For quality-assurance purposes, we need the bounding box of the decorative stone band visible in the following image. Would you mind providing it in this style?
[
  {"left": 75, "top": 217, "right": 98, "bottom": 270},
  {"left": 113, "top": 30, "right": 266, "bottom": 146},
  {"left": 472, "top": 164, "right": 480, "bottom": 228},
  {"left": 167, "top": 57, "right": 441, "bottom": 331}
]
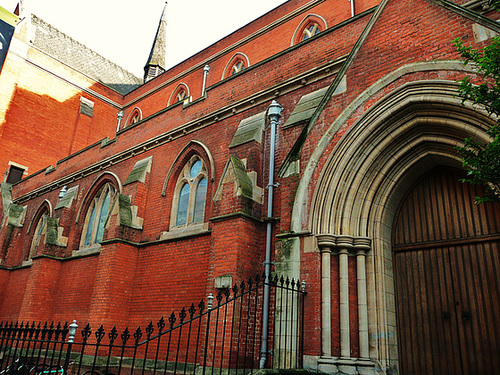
[{"left": 316, "top": 234, "right": 372, "bottom": 361}]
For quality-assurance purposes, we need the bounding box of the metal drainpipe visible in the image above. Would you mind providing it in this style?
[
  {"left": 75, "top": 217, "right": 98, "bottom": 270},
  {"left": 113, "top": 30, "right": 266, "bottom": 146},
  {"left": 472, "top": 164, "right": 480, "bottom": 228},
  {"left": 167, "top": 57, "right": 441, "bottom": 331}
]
[
  {"left": 201, "top": 64, "right": 210, "bottom": 97},
  {"left": 260, "top": 100, "right": 283, "bottom": 369},
  {"left": 350, "top": 0, "right": 355, "bottom": 17},
  {"left": 116, "top": 110, "right": 123, "bottom": 132}
]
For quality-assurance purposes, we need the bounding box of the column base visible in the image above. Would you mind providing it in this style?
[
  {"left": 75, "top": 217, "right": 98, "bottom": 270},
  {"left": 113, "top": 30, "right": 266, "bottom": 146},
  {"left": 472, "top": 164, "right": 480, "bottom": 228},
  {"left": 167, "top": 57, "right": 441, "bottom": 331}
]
[{"left": 315, "top": 357, "right": 376, "bottom": 375}]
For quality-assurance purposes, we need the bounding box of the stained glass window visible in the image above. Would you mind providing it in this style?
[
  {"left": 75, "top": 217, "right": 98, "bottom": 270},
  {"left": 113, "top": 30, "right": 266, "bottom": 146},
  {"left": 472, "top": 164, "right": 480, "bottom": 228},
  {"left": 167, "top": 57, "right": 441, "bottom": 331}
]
[
  {"left": 172, "top": 156, "right": 208, "bottom": 227},
  {"left": 81, "top": 183, "right": 116, "bottom": 248}
]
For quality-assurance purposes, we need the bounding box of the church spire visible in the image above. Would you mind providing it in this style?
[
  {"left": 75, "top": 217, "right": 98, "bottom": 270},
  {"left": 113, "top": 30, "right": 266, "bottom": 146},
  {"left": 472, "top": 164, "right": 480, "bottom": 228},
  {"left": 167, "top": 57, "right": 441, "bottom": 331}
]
[{"left": 144, "top": 2, "right": 167, "bottom": 83}]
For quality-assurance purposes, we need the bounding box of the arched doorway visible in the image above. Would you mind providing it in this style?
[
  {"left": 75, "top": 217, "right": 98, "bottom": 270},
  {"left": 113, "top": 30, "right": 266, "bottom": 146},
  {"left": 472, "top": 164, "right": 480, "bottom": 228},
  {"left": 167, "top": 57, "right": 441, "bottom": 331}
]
[
  {"left": 393, "top": 168, "right": 500, "bottom": 374},
  {"left": 289, "top": 75, "right": 499, "bottom": 372}
]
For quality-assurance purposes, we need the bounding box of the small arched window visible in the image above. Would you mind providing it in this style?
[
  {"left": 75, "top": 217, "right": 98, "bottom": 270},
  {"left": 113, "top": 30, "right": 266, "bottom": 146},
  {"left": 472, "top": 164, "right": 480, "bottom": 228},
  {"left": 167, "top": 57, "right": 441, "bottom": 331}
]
[
  {"left": 291, "top": 15, "right": 327, "bottom": 45},
  {"left": 169, "top": 84, "right": 191, "bottom": 106},
  {"left": 222, "top": 53, "right": 250, "bottom": 79},
  {"left": 302, "top": 22, "right": 321, "bottom": 40},
  {"left": 127, "top": 108, "right": 143, "bottom": 126},
  {"left": 231, "top": 60, "right": 245, "bottom": 75},
  {"left": 172, "top": 156, "right": 208, "bottom": 227},
  {"left": 80, "top": 183, "right": 117, "bottom": 248},
  {"left": 28, "top": 208, "right": 49, "bottom": 260},
  {"left": 176, "top": 89, "right": 188, "bottom": 102}
]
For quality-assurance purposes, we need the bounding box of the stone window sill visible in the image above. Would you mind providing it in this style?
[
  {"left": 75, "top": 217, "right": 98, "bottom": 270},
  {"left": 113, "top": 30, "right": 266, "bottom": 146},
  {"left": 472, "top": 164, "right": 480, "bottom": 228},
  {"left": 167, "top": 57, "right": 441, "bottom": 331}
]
[{"left": 160, "top": 222, "right": 210, "bottom": 241}]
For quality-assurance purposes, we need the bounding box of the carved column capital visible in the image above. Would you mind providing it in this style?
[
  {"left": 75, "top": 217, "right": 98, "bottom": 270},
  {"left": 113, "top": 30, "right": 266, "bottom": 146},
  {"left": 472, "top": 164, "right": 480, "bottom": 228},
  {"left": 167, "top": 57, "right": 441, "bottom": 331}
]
[
  {"left": 353, "top": 237, "right": 371, "bottom": 256},
  {"left": 316, "top": 234, "right": 336, "bottom": 253},
  {"left": 336, "top": 235, "right": 354, "bottom": 255}
]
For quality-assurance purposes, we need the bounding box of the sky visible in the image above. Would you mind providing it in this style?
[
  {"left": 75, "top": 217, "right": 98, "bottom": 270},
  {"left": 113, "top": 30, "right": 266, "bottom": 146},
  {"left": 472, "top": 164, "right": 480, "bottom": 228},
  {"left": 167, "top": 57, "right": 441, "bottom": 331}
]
[{"left": 0, "top": 0, "right": 288, "bottom": 77}]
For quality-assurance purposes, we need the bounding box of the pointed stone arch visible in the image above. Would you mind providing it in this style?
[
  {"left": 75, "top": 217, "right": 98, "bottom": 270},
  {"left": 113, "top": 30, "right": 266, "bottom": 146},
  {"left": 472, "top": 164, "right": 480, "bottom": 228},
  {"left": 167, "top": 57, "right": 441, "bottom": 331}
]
[
  {"left": 162, "top": 140, "right": 215, "bottom": 197},
  {"left": 27, "top": 200, "right": 52, "bottom": 235},
  {"left": 26, "top": 200, "right": 52, "bottom": 261},
  {"left": 76, "top": 172, "right": 123, "bottom": 225},
  {"left": 125, "top": 107, "right": 143, "bottom": 127},
  {"left": 291, "top": 14, "right": 327, "bottom": 46},
  {"left": 168, "top": 83, "right": 191, "bottom": 106},
  {"left": 288, "top": 63, "right": 496, "bottom": 372},
  {"left": 221, "top": 52, "right": 251, "bottom": 80}
]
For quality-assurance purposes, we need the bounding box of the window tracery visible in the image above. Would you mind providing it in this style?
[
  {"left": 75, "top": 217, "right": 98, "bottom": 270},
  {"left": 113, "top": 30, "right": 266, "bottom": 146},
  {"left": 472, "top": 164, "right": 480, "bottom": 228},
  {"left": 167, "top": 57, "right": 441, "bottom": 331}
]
[
  {"left": 28, "top": 209, "right": 48, "bottom": 260},
  {"left": 231, "top": 60, "right": 245, "bottom": 75},
  {"left": 169, "top": 84, "right": 191, "bottom": 106},
  {"left": 222, "top": 53, "right": 250, "bottom": 79},
  {"left": 80, "top": 183, "right": 117, "bottom": 248},
  {"left": 172, "top": 156, "right": 208, "bottom": 228},
  {"left": 302, "top": 22, "right": 321, "bottom": 40},
  {"left": 292, "top": 15, "right": 327, "bottom": 45}
]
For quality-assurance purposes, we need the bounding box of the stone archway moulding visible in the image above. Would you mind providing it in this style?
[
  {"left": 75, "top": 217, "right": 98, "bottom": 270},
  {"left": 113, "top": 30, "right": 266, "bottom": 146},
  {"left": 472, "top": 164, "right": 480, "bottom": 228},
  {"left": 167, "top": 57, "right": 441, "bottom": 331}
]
[
  {"left": 291, "top": 60, "right": 485, "bottom": 234},
  {"left": 287, "top": 61, "right": 496, "bottom": 373}
]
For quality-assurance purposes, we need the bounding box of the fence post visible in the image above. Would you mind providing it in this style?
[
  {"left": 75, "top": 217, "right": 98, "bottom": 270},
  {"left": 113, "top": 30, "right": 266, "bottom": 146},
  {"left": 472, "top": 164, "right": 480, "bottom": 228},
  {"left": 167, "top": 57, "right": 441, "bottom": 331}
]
[
  {"left": 64, "top": 321, "right": 78, "bottom": 373},
  {"left": 202, "top": 294, "right": 214, "bottom": 375}
]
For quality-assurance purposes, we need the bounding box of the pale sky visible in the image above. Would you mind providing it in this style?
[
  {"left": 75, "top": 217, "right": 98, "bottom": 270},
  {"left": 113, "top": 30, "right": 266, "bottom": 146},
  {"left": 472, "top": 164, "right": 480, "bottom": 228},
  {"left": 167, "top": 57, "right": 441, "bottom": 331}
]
[{"left": 0, "top": 0, "right": 288, "bottom": 77}]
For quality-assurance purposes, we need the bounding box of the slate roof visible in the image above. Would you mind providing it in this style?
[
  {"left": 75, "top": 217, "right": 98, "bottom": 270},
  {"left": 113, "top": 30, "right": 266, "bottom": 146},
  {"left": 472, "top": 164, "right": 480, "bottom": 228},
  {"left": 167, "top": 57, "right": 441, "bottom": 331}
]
[{"left": 31, "top": 15, "right": 142, "bottom": 95}]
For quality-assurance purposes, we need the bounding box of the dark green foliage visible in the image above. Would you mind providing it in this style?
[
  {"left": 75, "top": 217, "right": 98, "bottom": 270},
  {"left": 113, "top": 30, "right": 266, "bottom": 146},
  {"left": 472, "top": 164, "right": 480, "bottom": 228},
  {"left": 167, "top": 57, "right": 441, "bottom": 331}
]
[{"left": 454, "top": 31, "right": 500, "bottom": 202}]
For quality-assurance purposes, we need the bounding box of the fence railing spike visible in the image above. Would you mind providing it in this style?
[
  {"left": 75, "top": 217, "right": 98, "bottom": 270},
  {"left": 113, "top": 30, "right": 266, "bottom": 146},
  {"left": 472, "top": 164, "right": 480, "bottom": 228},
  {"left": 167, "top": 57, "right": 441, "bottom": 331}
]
[
  {"left": 188, "top": 303, "right": 196, "bottom": 318},
  {"left": 0, "top": 273, "right": 306, "bottom": 374},
  {"left": 168, "top": 311, "right": 176, "bottom": 328},
  {"left": 133, "top": 326, "right": 142, "bottom": 345},
  {"left": 109, "top": 326, "right": 118, "bottom": 343},
  {"left": 146, "top": 321, "right": 154, "bottom": 338},
  {"left": 121, "top": 327, "right": 130, "bottom": 345},
  {"left": 158, "top": 316, "right": 166, "bottom": 331}
]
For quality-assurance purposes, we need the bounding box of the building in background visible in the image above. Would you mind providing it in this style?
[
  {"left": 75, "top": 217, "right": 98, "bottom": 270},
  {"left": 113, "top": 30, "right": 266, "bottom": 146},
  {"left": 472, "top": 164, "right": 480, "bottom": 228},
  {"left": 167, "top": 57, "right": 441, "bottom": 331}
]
[
  {"left": 0, "top": 0, "right": 499, "bottom": 374},
  {"left": 0, "top": 4, "right": 142, "bottom": 184}
]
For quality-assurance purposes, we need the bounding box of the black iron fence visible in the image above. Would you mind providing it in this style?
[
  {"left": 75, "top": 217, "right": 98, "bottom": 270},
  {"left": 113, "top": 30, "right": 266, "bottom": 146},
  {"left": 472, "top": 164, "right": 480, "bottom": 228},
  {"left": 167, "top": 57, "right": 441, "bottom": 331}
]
[{"left": 0, "top": 274, "right": 306, "bottom": 375}]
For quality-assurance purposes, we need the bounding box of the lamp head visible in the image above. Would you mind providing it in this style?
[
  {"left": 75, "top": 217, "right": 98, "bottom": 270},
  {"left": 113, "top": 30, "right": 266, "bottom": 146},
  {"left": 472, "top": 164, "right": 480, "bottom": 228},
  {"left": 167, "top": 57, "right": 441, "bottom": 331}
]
[{"left": 267, "top": 100, "right": 283, "bottom": 123}]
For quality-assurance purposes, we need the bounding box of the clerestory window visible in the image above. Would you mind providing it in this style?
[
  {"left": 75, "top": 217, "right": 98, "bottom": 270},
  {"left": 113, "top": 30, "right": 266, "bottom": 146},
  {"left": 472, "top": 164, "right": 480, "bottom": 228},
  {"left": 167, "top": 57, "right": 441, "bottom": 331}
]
[
  {"left": 172, "top": 156, "right": 208, "bottom": 227},
  {"left": 130, "top": 110, "right": 141, "bottom": 125},
  {"left": 80, "top": 183, "right": 117, "bottom": 248},
  {"left": 302, "top": 23, "right": 321, "bottom": 40},
  {"left": 231, "top": 60, "right": 245, "bottom": 75}
]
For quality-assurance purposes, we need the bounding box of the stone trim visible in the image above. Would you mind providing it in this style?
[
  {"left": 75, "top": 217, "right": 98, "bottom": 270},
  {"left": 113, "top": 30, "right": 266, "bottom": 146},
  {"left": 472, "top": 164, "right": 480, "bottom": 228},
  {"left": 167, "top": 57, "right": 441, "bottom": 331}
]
[
  {"left": 229, "top": 111, "right": 266, "bottom": 148},
  {"left": 14, "top": 55, "right": 344, "bottom": 205},
  {"left": 55, "top": 185, "right": 79, "bottom": 210},
  {"left": 282, "top": 87, "right": 328, "bottom": 129},
  {"left": 278, "top": 0, "right": 391, "bottom": 176},
  {"left": 209, "top": 211, "right": 262, "bottom": 224},
  {"left": 159, "top": 222, "right": 210, "bottom": 241},
  {"left": 123, "top": 156, "right": 153, "bottom": 185},
  {"left": 213, "top": 155, "right": 263, "bottom": 204}
]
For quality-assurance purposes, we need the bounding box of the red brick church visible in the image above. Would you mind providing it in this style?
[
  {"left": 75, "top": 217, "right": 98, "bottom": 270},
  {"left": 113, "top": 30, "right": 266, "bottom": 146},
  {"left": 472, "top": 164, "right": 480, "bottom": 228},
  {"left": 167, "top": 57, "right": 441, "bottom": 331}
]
[{"left": 0, "top": 0, "right": 499, "bottom": 374}]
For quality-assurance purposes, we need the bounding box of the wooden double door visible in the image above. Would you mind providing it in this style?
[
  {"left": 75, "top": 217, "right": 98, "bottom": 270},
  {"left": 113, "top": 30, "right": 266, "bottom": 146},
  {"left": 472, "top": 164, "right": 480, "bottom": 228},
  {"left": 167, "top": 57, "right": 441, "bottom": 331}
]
[{"left": 393, "top": 168, "right": 500, "bottom": 374}]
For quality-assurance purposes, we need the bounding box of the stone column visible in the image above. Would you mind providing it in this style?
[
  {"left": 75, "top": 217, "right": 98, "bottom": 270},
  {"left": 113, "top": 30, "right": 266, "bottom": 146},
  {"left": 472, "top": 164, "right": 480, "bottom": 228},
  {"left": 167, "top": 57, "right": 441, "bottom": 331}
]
[
  {"left": 336, "top": 235, "right": 353, "bottom": 359},
  {"left": 316, "top": 234, "right": 336, "bottom": 357},
  {"left": 354, "top": 237, "right": 371, "bottom": 359}
]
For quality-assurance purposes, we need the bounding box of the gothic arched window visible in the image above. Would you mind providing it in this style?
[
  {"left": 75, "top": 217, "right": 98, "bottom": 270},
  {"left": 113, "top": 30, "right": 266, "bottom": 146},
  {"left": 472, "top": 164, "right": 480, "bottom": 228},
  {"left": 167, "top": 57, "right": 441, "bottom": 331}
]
[
  {"left": 292, "top": 15, "right": 327, "bottom": 45},
  {"left": 231, "top": 60, "right": 246, "bottom": 75},
  {"left": 172, "top": 156, "right": 208, "bottom": 227},
  {"left": 222, "top": 53, "right": 250, "bottom": 79},
  {"left": 28, "top": 208, "right": 49, "bottom": 260},
  {"left": 169, "top": 84, "right": 191, "bottom": 106},
  {"left": 80, "top": 183, "right": 117, "bottom": 248},
  {"left": 302, "top": 22, "right": 321, "bottom": 40},
  {"left": 130, "top": 110, "right": 141, "bottom": 125}
]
